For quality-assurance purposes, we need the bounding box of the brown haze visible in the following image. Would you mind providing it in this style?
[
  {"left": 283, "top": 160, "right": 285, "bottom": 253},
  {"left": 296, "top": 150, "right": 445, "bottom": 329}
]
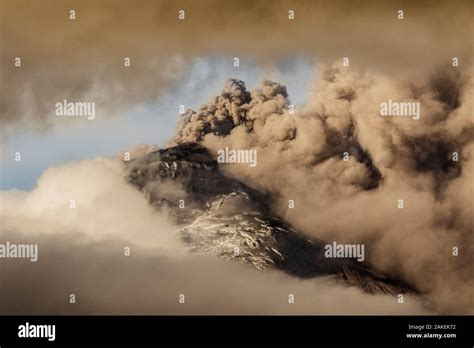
[
  {"left": 0, "top": 0, "right": 472, "bottom": 314},
  {"left": 173, "top": 64, "right": 473, "bottom": 314},
  {"left": 1, "top": 0, "right": 472, "bottom": 132}
]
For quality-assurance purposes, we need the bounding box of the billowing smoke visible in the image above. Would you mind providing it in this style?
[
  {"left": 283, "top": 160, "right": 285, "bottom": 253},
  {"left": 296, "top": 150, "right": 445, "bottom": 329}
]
[
  {"left": 173, "top": 64, "right": 474, "bottom": 314},
  {"left": 1, "top": 0, "right": 472, "bottom": 315}
]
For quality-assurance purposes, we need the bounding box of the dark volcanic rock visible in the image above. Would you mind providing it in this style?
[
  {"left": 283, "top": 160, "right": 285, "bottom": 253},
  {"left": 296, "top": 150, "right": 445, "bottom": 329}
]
[{"left": 126, "top": 142, "right": 414, "bottom": 295}]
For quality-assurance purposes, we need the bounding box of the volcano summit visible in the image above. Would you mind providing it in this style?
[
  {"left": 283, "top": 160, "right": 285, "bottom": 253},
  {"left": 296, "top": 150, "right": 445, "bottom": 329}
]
[{"left": 125, "top": 142, "right": 412, "bottom": 295}]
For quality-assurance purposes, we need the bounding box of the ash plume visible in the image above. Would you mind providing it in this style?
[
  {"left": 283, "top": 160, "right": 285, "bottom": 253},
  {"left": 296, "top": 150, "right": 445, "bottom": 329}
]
[
  {"left": 1, "top": 0, "right": 472, "bottom": 315},
  {"left": 173, "top": 64, "right": 474, "bottom": 313}
]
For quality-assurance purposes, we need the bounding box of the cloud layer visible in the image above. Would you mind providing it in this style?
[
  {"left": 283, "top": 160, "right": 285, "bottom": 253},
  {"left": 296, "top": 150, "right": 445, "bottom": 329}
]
[{"left": 0, "top": 156, "right": 427, "bottom": 314}]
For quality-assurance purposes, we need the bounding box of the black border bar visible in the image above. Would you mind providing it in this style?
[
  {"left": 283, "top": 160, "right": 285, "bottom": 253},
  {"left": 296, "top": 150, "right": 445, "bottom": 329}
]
[{"left": 0, "top": 315, "right": 472, "bottom": 346}]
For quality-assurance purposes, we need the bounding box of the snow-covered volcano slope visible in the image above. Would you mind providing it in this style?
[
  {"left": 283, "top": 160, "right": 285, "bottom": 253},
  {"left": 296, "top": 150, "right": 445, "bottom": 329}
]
[{"left": 126, "top": 142, "right": 413, "bottom": 295}]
